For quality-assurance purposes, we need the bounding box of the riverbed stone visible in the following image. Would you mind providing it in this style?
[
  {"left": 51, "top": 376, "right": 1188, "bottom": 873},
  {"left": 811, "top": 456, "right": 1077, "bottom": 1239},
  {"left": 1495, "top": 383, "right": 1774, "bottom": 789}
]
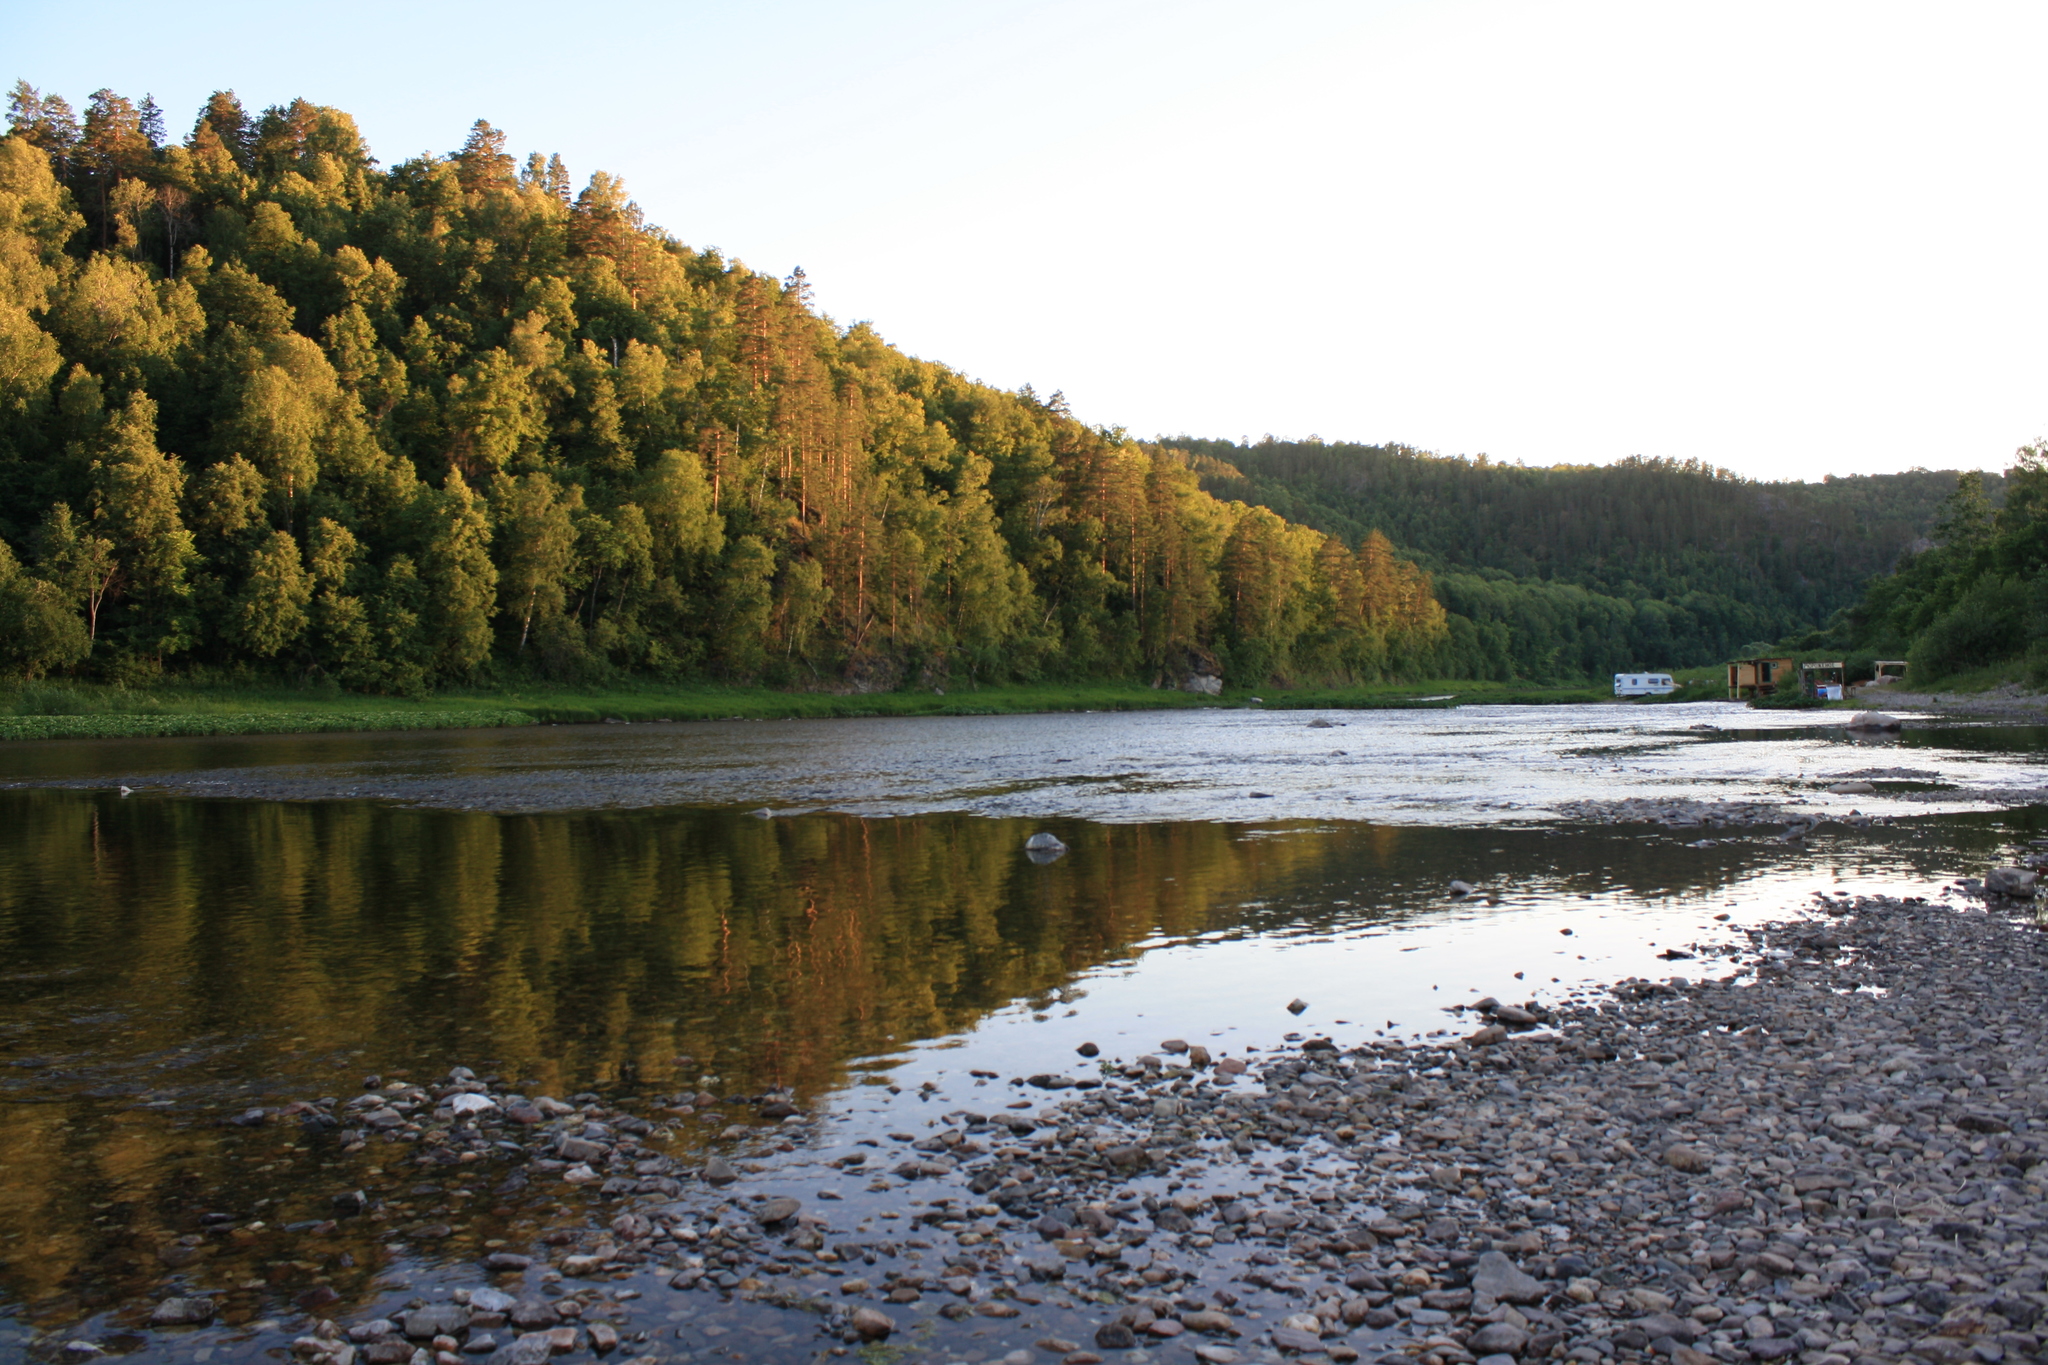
[
  {"left": 850, "top": 1307, "right": 895, "bottom": 1340},
  {"left": 1985, "top": 866, "right": 2037, "bottom": 896},
  {"left": 755, "top": 1196, "right": 801, "bottom": 1224},
  {"left": 1470, "top": 1252, "right": 1544, "bottom": 1304},
  {"left": 1094, "top": 1322, "right": 1136, "bottom": 1349},
  {"left": 1664, "top": 1142, "right": 1711, "bottom": 1172},
  {"left": 506, "top": 1302, "right": 558, "bottom": 1331},
  {"left": 555, "top": 1136, "right": 606, "bottom": 1164},
  {"left": 1469, "top": 1323, "right": 1530, "bottom": 1355},
  {"left": 403, "top": 1305, "right": 471, "bottom": 1339},
  {"left": 1182, "top": 1310, "right": 1238, "bottom": 1336},
  {"left": 483, "top": 1336, "right": 551, "bottom": 1365},
  {"left": 148, "top": 1298, "right": 215, "bottom": 1327},
  {"left": 1271, "top": 1324, "right": 1326, "bottom": 1351}
]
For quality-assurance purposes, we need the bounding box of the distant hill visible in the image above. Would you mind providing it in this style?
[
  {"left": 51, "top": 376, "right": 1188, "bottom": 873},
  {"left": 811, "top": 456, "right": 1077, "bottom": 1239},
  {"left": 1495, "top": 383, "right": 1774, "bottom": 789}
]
[{"left": 1160, "top": 437, "right": 1977, "bottom": 677}]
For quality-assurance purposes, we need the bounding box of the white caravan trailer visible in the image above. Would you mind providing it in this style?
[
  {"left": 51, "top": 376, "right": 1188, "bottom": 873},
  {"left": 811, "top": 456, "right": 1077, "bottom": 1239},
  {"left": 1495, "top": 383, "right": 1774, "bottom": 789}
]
[{"left": 1614, "top": 672, "right": 1678, "bottom": 697}]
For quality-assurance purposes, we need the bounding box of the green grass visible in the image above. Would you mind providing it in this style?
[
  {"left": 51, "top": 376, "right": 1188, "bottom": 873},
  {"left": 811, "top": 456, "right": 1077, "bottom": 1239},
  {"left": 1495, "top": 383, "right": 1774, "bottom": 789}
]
[
  {"left": 0, "top": 674, "right": 1657, "bottom": 742},
  {"left": 0, "top": 709, "right": 534, "bottom": 741},
  {"left": 1882, "top": 661, "right": 2025, "bottom": 694},
  {"left": 493, "top": 680, "right": 1233, "bottom": 724},
  {"left": 1649, "top": 667, "right": 1734, "bottom": 704}
]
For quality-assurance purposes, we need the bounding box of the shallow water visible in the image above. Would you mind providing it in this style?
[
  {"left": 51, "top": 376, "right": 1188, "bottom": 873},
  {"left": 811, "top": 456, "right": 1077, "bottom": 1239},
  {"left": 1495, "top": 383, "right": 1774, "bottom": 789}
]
[
  {"left": 0, "top": 701, "right": 2043, "bottom": 1356},
  {"left": 4, "top": 702, "right": 2046, "bottom": 822}
]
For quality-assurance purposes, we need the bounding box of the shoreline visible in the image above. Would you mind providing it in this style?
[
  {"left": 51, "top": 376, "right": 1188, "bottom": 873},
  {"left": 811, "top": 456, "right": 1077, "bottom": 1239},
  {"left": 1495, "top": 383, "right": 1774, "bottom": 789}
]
[
  {"left": 1851, "top": 688, "right": 2048, "bottom": 722},
  {"left": 52, "top": 886, "right": 2048, "bottom": 1365},
  {"left": 0, "top": 681, "right": 1621, "bottom": 744}
]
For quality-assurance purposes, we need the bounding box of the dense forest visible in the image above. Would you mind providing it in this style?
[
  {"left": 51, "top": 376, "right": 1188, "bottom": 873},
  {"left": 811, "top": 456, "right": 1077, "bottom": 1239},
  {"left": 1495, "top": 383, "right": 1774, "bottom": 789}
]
[
  {"left": 1170, "top": 438, "right": 1969, "bottom": 680},
  {"left": 0, "top": 84, "right": 1968, "bottom": 692},
  {"left": 0, "top": 84, "right": 1451, "bottom": 692},
  {"left": 1835, "top": 449, "right": 2048, "bottom": 683}
]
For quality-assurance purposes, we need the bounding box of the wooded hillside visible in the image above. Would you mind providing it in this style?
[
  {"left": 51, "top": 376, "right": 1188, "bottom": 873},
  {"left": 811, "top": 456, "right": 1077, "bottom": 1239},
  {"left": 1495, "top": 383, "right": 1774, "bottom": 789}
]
[
  {"left": 0, "top": 86, "right": 1448, "bottom": 691},
  {"left": 0, "top": 84, "right": 1969, "bottom": 692},
  {"left": 1840, "top": 454, "right": 2048, "bottom": 683},
  {"left": 1170, "top": 438, "right": 1966, "bottom": 676}
]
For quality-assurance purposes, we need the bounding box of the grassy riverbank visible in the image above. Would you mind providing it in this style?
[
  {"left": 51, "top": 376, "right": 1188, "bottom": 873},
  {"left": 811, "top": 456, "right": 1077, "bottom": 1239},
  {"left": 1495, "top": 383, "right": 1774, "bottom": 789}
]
[{"left": 0, "top": 676, "right": 1651, "bottom": 741}]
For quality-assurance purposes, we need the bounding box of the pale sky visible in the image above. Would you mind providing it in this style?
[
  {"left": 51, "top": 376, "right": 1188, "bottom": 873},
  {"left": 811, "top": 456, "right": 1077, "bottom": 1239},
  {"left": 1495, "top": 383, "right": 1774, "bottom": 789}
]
[{"left": 8, "top": 0, "right": 2045, "bottom": 481}]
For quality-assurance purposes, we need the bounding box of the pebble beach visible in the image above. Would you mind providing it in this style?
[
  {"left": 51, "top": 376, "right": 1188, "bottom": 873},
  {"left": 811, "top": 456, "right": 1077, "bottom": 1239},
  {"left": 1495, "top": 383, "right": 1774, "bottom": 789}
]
[{"left": 109, "top": 882, "right": 2048, "bottom": 1365}]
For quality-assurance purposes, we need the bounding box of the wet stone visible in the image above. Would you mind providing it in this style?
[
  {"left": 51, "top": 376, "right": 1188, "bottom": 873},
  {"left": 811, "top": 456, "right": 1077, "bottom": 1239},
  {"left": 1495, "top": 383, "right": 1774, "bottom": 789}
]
[
  {"left": 850, "top": 1307, "right": 895, "bottom": 1340},
  {"left": 404, "top": 1305, "right": 472, "bottom": 1339},
  {"left": 555, "top": 1136, "right": 607, "bottom": 1164},
  {"left": 755, "top": 1196, "right": 801, "bottom": 1225},
  {"left": 507, "top": 1302, "right": 559, "bottom": 1330},
  {"left": 468, "top": 1288, "right": 516, "bottom": 1314},
  {"left": 147, "top": 1297, "right": 215, "bottom": 1327},
  {"left": 1272, "top": 1324, "right": 1326, "bottom": 1351},
  {"left": 1094, "top": 1322, "right": 1137, "bottom": 1349},
  {"left": 484, "top": 1336, "right": 551, "bottom": 1365}
]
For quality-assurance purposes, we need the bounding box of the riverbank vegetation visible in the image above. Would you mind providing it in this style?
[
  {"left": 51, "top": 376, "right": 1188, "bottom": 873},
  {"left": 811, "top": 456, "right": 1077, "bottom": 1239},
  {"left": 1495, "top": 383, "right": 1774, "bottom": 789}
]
[
  {"left": 0, "top": 675, "right": 1629, "bottom": 740},
  {"left": 1756, "top": 446, "right": 2048, "bottom": 692}
]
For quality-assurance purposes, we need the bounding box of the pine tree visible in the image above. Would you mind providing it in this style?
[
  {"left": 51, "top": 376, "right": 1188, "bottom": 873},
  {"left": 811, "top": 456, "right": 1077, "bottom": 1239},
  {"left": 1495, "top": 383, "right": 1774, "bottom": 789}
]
[
  {"left": 6, "top": 83, "right": 80, "bottom": 170},
  {"left": 191, "top": 91, "right": 252, "bottom": 166},
  {"left": 80, "top": 90, "right": 154, "bottom": 248},
  {"left": 454, "top": 119, "right": 515, "bottom": 193},
  {"left": 138, "top": 95, "right": 165, "bottom": 147}
]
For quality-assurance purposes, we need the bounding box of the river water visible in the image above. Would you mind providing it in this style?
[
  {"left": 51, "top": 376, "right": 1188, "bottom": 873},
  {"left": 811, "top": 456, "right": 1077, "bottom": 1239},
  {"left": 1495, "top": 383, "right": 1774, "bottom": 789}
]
[{"left": 0, "top": 701, "right": 2044, "bottom": 1359}]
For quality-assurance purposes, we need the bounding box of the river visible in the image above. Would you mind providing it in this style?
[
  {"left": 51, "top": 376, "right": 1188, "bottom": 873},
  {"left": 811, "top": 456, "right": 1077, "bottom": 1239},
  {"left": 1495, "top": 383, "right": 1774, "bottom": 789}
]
[{"left": 0, "top": 701, "right": 2042, "bottom": 1361}]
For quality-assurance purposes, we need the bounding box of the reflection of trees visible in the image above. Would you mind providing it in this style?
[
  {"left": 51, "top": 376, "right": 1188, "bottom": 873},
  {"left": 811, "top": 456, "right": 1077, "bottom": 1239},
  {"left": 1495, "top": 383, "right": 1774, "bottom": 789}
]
[
  {"left": 4, "top": 789, "right": 2013, "bottom": 1321},
  {"left": 0, "top": 794, "right": 1353, "bottom": 1318}
]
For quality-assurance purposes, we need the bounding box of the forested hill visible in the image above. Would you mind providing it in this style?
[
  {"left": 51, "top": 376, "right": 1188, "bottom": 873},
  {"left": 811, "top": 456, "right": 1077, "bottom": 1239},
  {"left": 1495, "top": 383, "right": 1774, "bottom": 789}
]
[
  {"left": 1166, "top": 438, "right": 1972, "bottom": 677},
  {"left": 0, "top": 85, "right": 1966, "bottom": 694},
  {"left": 0, "top": 85, "right": 1458, "bottom": 692}
]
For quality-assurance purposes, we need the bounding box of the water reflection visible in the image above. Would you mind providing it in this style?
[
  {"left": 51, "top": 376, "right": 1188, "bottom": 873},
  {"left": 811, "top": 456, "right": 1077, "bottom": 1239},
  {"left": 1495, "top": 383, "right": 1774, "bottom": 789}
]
[{"left": 0, "top": 785, "right": 2042, "bottom": 1341}]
